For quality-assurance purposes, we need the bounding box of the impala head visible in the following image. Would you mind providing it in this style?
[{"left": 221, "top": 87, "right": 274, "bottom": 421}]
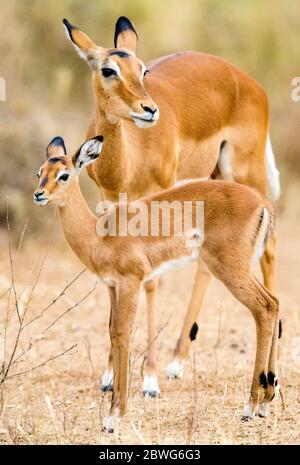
[
  {"left": 33, "top": 135, "right": 104, "bottom": 206},
  {"left": 63, "top": 16, "right": 159, "bottom": 128}
]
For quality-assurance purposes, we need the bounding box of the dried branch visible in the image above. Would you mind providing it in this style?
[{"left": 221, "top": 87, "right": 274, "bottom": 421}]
[
  {"left": 1, "top": 203, "right": 95, "bottom": 389},
  {"left": 135, "top": 319, "right": 169, "bottom": 368},
  {"left": 1, "top": 203, "right": 24, "bottom": 384},
  {"left": 0, "top": 287, "right": 10, "bottom": 303},
  {"left": 15, "top": 218, "right": 29, "bottom": 259},
  {"left": 42, "top": 280, "right": 98, "bottom": 334},
  {"left": 6, "top": 200, "right": 21, "bottom": 325},
  {"left": 4, "top": 344, "right": 77, "bottom": 381},
  {"left": 12, "top": 278, "right": 96, "bottom": 365},
  {"left": 22, "top": 268, "right": 87, "bottom": 330},
  {"left": 21, "top": 243, "right": 50, "bottom": 322}
]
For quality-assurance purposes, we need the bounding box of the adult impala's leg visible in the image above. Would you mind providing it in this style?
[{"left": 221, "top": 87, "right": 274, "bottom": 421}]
[
  {"left": 167, "top": 260, "right": 211, "bottom": 378},
  {"left": 228, "top": 128, "right": 279, "bottom": 295},
  {"left": 264, "top": 299, "right": 280, "bottom": 404},
  {"left": 143, "top": 278, "right": 160, "bottom": 397},
  {"left": 103, "top": 281, "right": 140, "bottom": 433},
  {"left": 101, "top": 349, "right": 114, "bottom": 392},
  {"left": 103, "top": 287, "right": 119, "bottom": 432},
  {"left": 101, "top": 288, "right": 116, "bottom": 392}
]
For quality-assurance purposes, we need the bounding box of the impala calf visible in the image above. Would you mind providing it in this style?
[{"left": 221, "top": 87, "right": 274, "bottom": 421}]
[{"left": 34, "top": 136, "right": 280, "bottom": 433}]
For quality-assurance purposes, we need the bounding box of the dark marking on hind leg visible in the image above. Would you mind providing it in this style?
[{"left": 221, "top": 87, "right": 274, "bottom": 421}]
[
  {"left": 189, "top": 322, "right": 198, "bottom": 341},
  {"left": 268, "top": 371, "right": 278, "bottom": 387},
  {"left": 279, "top": 319, "right": 282, "bottom": 339},
  {"left": 259, "top": 372, "right": 268, "bottom": 390}
]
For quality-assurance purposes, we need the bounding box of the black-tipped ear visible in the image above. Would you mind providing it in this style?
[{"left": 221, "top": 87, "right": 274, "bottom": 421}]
[
  {"left": 93, "top": 135, "right": 104, "bottom": 143},
  {"left": 72, "top": 136, "right": 104, "bottom": 169},
  {"left": 46, "top": 137, "right": 67, "bottom": 159},
  {"left": 63, "top": 18, "right": 99, "bottom": 68},
  {"left": 114, "top": 16, "right": 138, "bottom": 53},
  {"left": 63, "top": 18, "right": 76, "bottom": 41}
]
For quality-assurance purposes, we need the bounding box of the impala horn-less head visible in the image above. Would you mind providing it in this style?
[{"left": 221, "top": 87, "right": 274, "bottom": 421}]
[
  {"left": 63, "top": 16, "right": 159, "bottom": 128},
  {"left": 33, "top": 135, "right": 104, "bottom": 206}
]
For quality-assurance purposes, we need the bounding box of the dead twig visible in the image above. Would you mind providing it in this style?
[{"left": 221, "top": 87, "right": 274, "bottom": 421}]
[
  {"left": 22, "top": 268, "right": 87, "bottom": 330},
  {"left": 1, "top": 204, "right": 24, "bottom": 384},
  {"left": 4, "top": 344, "right": 77, "bottom": 381},
  {"left": 42, "top": 280, "right": 98, "bottom": 334},
  {"left": 11, "top": 274, "right": 95, "bottom": 367}
]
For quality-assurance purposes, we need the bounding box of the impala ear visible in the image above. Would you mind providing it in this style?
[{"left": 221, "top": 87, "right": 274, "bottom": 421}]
[
  {"left": 114, "top": 16, "right": 138, "bottom": 54},
  {"left": 46, "top": 137, "right": 67, "bottom": 159},
  {"left": 63, "top": 18, "right": 100, "bottom": 70},
  {"left": 73, "top": 135, "right": 104, "bottom": 170}
]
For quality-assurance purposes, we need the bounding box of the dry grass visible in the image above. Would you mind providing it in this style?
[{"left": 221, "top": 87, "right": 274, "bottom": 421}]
[{"left": 0, "top": 201, "right": 299, "bottom": 445}]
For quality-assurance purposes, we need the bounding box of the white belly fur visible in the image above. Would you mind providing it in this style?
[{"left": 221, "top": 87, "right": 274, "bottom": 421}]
[{"left": 144, "top": 249, "right": 200, "bottom": 283}]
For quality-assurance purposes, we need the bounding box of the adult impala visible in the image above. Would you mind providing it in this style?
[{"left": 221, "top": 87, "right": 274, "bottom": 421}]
[
  {"left": 62, "top": 16, "right": 280, "bottom": 394},
  {"left": 34, "top": 136, "right": 280, "bottom": 432}
]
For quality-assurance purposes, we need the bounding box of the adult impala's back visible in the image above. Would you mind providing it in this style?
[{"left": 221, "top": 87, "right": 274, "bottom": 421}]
[{"left": 63, "top": 16, "right": 281, "bottom": 390}]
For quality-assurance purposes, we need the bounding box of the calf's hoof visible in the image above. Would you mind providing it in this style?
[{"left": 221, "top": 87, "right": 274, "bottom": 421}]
[
  {"left": 241, "top": 403, "right": 256, "bottom": 422},
  {"left": 102, "top": 416, "right": 117, "bottom": 433},
  {"left": 142, "top": 375, "right": 160, "bottom": 398},
  {"left": 100, "top": 370, "right": 113, "bottom": 392},
  {"left": 101, "top": 384, "right": 113, "bottom": 393},
  {"left": 166, "top": 360, "right": 184, "bottom": 379},
  {"left": 257, "top": 402, "right": 270, "bottom": 418}
]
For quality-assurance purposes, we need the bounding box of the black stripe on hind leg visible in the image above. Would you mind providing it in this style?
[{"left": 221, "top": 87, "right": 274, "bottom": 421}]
[{"left": 189, "top": 322, "right": 198, "bottom": 341}]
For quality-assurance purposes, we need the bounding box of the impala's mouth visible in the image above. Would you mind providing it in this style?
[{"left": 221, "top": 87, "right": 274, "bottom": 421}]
[
  {"left": 130, "top": 110, "right": 159, "bottom": 128},
  {"left": 33, "top": 196, "right": 49, "bottom": 206}
]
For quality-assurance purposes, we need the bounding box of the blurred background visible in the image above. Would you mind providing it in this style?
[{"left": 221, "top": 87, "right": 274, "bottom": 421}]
[{"left": 0, "top": 0, "right": 300, "bottom": 238}]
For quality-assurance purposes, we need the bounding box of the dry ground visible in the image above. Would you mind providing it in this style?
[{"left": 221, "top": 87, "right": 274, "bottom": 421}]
[{"left": 0, "top": 195, "right": 300, "bottom": 445}]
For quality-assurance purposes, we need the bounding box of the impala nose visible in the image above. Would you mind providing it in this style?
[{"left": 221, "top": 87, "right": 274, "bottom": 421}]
[
  {"left": 34, "top": 190, "right": 44, "bottom": 200},
  {"left": 141, "top": 104, "right": 157, "bottom": 115}
]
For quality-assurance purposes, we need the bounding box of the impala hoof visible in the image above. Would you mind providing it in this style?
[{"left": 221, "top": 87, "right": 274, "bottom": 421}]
[
  {"left": 101, "top": 384, "right": 113, "bottom": 393},
  {"left": 242, "top": 403, "right": 256, "bottom": 421},
  {"left": 101, "top": 370, "right": 113, "bottom": 392},
  {"left": 143, "top": 390, "right": 160, "bottom": 398},
  {"left": 257, "top": 402, "right": 270, "bottom": 418},
  {"left": 102, "top": 416, "right": 116, "bottom": 433},
  {"left": 142, "top": 375, "right": 160, "bottom": 398},
  {"left": 241, "top": 415, "right": 253, "bottom": 422},
  {"left": 166, "top": 360, "right": 184, "bottom": 379}
]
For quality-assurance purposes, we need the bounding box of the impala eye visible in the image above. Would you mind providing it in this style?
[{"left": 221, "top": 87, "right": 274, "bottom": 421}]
[
  {"left": 36, "top": 172, "right": 40, "bottom": 179},
  {"left": 143, "top": 69, "right": 150, "bottom": 79},
  {"left": 58, "top": 173, "right": 70, "bottom": 182},
  {"left": 102, "top": 68, "right": 117, "bottom": 78}
]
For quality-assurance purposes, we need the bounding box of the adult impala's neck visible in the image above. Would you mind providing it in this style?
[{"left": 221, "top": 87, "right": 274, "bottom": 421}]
[
  {"left": 58, "top": 179, "right": 99, "bottom": 272},
  {"left": 91, "top": 77, "right": 131, "bottom": 196}
]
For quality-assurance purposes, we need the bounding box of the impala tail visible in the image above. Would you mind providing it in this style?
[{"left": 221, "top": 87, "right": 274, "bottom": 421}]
[
  {"left": 253, "top": 203, "right": 274, "bottom": 262},
  {"left": 266, "top": 135, "right": 281, "bottom": 201}
]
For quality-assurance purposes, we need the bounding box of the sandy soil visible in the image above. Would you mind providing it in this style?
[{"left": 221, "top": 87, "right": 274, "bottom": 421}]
[{"left": 0, "top": 205, "right": 299, "bottom": 445}]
